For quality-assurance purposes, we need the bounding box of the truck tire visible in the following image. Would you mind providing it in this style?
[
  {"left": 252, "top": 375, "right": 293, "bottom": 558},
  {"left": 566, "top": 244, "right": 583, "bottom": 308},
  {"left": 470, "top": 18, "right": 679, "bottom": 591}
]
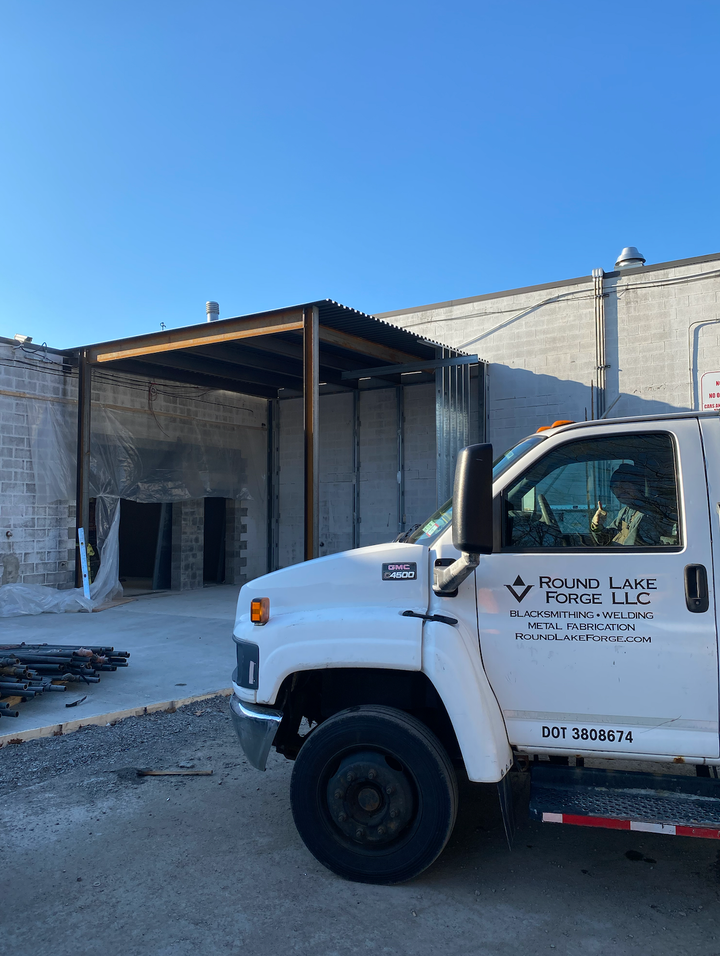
[{"left": 290, "top": 705, "right": 458, "bottom": 884}]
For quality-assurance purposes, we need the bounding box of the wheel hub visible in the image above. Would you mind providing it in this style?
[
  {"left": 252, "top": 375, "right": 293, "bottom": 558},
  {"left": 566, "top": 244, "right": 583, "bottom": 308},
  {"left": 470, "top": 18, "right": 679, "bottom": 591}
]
[{"left": 326, "top": 751, "right": 414, "bottom": 845}]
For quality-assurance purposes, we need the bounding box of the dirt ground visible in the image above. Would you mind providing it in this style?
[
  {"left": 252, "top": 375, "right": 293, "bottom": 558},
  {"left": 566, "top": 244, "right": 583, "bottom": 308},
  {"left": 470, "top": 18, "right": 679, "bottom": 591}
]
[{"left": 2, "top": 698, "right": 720, "bottom": 956}]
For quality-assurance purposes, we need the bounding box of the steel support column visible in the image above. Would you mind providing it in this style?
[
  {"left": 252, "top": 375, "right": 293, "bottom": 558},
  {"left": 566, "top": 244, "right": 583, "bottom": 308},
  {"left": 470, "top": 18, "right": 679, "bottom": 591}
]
[
  {"left": 593, "top": 267, "right": 607, "bottom": 419},
  {"left": 396, "top": 386, "right": 405, "bottom": 534},
  {"left": 435, "top": 348, "right": 475, "bottom": 505},
  {"left": 353, "top": 390, "right": 360, "bottom": 549},
  {"left": 74, "top": 351, "right": 92, "bottom": 588},
  {"left": 303, "top": 306, "right": 319, "bottom": 561},
  {"left": 266, "top": 398, "right": 280, "bottom": 573}
]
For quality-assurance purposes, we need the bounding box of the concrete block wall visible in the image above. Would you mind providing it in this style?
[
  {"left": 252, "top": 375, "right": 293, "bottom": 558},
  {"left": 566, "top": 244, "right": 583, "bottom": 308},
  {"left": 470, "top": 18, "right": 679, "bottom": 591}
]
[
  {"left": 171, "top": 498, "right": 204, "bottom": 590},
  {"left": 276, "top": 384, "right": 437, "bottom": 568},
  {"left": 357, "top": 389, "right": 399, "bottom": 547},
  {"left": 225, "top": 500, "right": 248, "bottom": 585},
  {"left": 403, "top": 383, "right": 437, "bottom": 519},
  {"left": 0, "top": 340, "right": 268, "bottom": 589},
  {"left": 0, "top": 343, "right": 76, "bottom": 587},
  {"left": 379, "top": 253, "right": 720, "bottom": 456}
]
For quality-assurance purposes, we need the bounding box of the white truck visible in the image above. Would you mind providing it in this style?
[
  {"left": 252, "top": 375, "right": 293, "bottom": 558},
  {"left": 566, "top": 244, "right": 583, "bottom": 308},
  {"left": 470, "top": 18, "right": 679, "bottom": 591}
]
[{"left": 229, "top": 411, "right": 720, "bottom": 884}]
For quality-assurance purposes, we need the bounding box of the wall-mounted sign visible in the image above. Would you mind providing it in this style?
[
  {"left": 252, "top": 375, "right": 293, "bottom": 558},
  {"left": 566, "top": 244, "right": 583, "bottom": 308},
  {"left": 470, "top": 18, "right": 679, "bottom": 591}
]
[{"left": 700, "top": 371, "right": 720, "bottom": 411}]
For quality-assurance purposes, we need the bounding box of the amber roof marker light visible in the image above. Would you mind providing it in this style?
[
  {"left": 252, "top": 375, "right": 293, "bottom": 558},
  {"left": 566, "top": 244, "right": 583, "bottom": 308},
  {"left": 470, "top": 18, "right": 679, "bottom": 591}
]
[
  {"left": 251, "top": 597, "right": 270, "bottom": 625},
  {"left": 537, "top": 420, "right": 576, "bottom": 433}
]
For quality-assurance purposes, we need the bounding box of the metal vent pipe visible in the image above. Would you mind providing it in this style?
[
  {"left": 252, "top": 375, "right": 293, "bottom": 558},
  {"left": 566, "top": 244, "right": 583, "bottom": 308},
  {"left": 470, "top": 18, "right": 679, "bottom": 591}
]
[
  {"left": 206, "top": 301, "right": 220, "bottom": 322},
  {"left": 615, "top": 247, "right": 646, "bottom": 270}
]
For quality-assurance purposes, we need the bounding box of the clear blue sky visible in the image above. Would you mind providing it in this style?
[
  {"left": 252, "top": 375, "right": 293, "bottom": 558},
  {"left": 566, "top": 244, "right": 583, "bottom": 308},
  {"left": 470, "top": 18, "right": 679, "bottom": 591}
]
[{"left": 1, "top": 1, "right": 718, "bottom": 348}]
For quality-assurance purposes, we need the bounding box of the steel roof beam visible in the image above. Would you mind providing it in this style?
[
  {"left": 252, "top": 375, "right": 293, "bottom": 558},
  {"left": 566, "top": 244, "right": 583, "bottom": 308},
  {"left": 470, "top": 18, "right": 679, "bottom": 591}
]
[
  {"left": 318, "top": 326, "right": 420, "bottom": 365},
  {"left": 105, "top": 359, "right": 278, "bottom": 399},
  {"left": 87, "top": 309, "right": 305, "bottom": 364},
  {"left": 125, "top": 350, "right": 304, "bottom": 393},
  {"left": 341, "top": 354, "right": 479, "bottom": 380},
  {"left": 185, "top": 342, "right": 356, "bottom": 390}
]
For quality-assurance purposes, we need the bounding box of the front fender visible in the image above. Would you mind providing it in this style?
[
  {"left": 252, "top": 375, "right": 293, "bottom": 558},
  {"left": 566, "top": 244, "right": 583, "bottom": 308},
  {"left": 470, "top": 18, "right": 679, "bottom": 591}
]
[
  {"left": 422, "top": 620, "right": 512, "bottom": 783},
  {"left": 239, "top": 607, "right": 424, "bottom": 704}
]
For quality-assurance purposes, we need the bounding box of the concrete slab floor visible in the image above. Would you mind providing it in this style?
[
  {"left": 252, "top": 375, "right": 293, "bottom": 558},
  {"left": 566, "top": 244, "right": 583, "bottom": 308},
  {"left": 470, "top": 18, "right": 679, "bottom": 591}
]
[{"left": 0, "top": 585, "right": 240, "bottom": 743}]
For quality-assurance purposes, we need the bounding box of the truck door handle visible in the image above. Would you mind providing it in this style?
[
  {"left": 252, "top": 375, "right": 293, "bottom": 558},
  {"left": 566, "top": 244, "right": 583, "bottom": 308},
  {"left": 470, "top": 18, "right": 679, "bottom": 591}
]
[
  {"left": 685, "top": 564, "right": 709, "bottom": 613},
  {"left": 402, "top": 610, "right": 458, "bottom": 626}
]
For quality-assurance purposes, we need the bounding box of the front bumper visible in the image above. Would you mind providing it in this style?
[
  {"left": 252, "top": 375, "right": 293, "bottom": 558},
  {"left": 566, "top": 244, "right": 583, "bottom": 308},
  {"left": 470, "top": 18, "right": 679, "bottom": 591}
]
[{"left": 229, "top": 695, "right": 283, "bottom": 771}]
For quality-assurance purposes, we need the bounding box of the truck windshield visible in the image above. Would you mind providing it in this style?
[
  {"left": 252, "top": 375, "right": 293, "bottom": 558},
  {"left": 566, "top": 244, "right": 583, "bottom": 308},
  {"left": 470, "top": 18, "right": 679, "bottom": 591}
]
[{"left": 403, "top": 433, "right": 546, "bottom": 545}]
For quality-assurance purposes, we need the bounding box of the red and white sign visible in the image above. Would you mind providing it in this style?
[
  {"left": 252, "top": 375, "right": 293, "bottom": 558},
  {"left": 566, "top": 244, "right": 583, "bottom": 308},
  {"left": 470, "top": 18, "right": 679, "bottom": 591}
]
[{"left": 701, "top": 371, "right": 720, "bottom": 411}]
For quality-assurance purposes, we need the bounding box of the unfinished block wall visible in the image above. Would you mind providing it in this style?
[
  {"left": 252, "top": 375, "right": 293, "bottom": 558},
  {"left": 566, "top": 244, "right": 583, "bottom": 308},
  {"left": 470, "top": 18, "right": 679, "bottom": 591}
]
[
  {"left": 275, "top": 384, "right": 437, "bottom": 568},
  {"left": 0, "top": 343, "right": 76, "bottom": 588},
  {"left": 0, "top": 342, "right": 267, "bottom": 590}
]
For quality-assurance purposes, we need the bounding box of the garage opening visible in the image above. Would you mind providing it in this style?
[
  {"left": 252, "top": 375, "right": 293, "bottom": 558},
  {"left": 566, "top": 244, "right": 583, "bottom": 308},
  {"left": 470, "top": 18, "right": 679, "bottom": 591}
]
[
  {"left": 203, "top": 498, "right": 226, "bottom": 585},
  {"left": 119, "top": 500, "right": 173, "bottom": 594}
]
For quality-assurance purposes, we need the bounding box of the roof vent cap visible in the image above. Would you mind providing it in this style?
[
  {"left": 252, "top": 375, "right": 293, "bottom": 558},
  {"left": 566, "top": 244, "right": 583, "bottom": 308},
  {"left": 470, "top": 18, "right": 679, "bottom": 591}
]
[
  {"left": 206, "top": 301, "right": 220, "bottom": 322},
  {"left": 615, "top": 246, "right": 646, "bottom": 270}
]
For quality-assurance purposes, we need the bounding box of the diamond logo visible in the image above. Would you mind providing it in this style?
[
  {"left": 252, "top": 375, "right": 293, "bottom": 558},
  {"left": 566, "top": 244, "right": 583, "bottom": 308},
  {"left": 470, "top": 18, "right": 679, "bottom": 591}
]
[{"left": 505, "top": 575, "right": 533, "bottom": 603}]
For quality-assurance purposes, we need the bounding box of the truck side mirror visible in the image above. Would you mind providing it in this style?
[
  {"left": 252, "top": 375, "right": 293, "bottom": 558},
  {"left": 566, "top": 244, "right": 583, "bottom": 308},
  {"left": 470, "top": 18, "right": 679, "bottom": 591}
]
[
  {"left": 435, "top": 443, "right": 493, "bottom": 596},
  {"left": 452, "top": 443, "right": 494, "bottom": 555}
]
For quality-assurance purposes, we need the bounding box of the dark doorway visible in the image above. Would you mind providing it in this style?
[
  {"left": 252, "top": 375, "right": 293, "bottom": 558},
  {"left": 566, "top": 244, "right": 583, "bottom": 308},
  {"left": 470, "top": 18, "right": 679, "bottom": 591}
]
[
  {"left": 119, "top": 500, "right": 172, "bottom": 593},
  {"left": 204, "top": 498, "right": 226, "bottom": 585}
]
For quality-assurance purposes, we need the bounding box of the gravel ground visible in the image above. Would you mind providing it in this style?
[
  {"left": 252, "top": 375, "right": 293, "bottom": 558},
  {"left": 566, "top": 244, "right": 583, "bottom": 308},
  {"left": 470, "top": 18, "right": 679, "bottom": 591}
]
[{"left": 2, "top": 698, "right": 720, "bottom": 956}]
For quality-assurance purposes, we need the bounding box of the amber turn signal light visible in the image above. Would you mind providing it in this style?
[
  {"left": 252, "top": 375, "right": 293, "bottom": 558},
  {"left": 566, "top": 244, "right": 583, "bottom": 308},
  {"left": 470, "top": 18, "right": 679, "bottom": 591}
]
[{"left": 250, "top": 597, "right": 270, "bottom": 625}]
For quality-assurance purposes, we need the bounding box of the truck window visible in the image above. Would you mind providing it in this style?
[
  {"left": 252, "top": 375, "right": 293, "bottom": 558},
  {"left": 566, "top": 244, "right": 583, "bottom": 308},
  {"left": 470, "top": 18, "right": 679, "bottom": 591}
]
[
  {"left": 404, "top": 434, "right": 548, "bottom": 546},
  {"left": 502, "top": 432, "right": 680, "bottom": 550}
]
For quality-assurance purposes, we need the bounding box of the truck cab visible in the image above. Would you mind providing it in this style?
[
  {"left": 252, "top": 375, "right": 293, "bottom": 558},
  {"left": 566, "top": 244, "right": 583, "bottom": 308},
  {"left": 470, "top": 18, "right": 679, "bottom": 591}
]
[{"left": 230, "top": 411, "right": 720, "bottom": 884}]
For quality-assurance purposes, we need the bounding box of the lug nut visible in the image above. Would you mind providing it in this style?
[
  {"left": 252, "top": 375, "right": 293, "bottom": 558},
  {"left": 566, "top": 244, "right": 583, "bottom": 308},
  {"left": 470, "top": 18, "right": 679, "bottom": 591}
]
[
  {"left": 334, "top": 789, "right": 344, "bottom": 799},
  {"left": 355, "top": 828, "right": 364, "bottom": 840},
  {"left": 389, "top": 808, "right": 398, "bottom": 819},
  {"left": 377, "top": 826, "right": 386, "bottom": 836},
  {"left": 385, "top": 785, "right": 394, "bottom": 795},
  {"left": 368, "top": 769, "right": 377, "bottom": 780},
  {"left": 347, "top": 772, "right": 356, "bottom": 782},
  {"left": 338, "top": 812, "right": 347, "bottom": 822}
]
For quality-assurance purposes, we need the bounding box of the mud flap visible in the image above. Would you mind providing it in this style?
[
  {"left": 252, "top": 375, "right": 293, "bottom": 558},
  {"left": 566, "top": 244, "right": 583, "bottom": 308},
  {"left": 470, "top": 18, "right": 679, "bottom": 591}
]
[{"left": 497, "top": 771, "right": 516, "bottom": 849}]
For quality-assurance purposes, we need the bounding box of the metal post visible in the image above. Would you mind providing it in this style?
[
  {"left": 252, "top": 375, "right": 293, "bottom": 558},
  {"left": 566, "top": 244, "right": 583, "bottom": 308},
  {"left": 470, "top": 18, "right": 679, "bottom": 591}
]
[
  {"left": 266, "top": 398, "right": 280, "bottom": 573},
  {"left": 396, "top": 386, "right": 405, "bottom": 534},
  {"left": 303, "top": 306, "right": 319, "bottom": 561},
  {"left": 353, "top": 390, "right": 360, "bottom": 549},
  {"left": 593, "top": 268, "right": 606, "bottom": 419},
  {"left": 74, "top": 351, "right": 92, "bottom": 588}
]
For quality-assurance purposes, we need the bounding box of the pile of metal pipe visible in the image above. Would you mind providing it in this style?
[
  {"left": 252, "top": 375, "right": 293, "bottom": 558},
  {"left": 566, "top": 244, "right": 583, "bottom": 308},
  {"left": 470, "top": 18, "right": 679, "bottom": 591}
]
[{"left": 0, "top": 644, "right": 130, "bottom": 718}]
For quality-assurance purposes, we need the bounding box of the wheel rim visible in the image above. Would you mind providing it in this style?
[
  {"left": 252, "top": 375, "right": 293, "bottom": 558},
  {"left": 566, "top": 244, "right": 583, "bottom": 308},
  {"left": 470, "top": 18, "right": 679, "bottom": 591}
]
[{"left": 325, "top": 750, "right": 415, "bottom": 847}]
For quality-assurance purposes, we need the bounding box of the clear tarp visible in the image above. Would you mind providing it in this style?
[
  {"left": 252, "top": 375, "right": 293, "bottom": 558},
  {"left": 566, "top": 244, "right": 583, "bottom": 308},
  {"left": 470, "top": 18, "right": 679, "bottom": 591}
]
[{"left": 0, "top": 393, "right": 266, "bottom": 616}]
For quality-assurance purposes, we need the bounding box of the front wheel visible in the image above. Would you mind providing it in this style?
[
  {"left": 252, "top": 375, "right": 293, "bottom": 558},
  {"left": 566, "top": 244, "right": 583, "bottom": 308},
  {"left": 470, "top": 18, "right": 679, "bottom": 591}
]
[{"left": 290, "top": 705, "right": 458, "bottom": 884}]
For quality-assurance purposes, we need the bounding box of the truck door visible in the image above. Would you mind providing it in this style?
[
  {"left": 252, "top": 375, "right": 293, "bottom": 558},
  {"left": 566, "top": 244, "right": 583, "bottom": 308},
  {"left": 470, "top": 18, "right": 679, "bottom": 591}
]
[{"left": 476, "top": 420, "right": 719, "bottom": 759}]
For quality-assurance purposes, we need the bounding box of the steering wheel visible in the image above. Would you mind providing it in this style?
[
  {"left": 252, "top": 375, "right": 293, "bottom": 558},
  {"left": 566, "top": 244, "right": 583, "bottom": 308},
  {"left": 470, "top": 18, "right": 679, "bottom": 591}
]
[{"left": 537, "top": 493, "right": 561, "bottom": 532}]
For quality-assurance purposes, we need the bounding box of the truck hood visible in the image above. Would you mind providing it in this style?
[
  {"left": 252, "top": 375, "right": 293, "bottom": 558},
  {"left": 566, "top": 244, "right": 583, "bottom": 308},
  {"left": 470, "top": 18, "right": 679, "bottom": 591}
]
[{"left": 235, "top": 542, "right": 429, "bottom": 627}]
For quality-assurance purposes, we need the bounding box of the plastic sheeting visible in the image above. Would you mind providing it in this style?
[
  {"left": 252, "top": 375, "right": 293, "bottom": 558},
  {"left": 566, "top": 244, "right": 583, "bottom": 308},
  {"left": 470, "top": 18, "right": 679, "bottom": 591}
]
[
  {"left": 0, "top": 584, "right": 93, "bottom": 617},
  {"left": 28, "top": 398, "right": 267, "bottom": 507},
  {"left": 0, "top": 393, "right": 267, "bottom": 616}
]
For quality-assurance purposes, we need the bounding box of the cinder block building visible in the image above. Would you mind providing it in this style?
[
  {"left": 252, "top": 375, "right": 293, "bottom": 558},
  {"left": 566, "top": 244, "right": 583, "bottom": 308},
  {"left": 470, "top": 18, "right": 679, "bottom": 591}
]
[
  {"left": 0, "top": 302, "right": 481, "bottom": 599},
  {"left": 380, "top": 248, "right": 720, "bottom": 454},
  {"left": 1, "top": 249, "right": 719, "bottom": 600}
]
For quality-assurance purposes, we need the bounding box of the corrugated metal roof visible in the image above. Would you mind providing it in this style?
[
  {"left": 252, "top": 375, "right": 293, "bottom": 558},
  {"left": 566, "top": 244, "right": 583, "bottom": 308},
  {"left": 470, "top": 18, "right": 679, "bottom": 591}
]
[
  {"left": 69, "top": 298, "right": 479, "bottom": 399},
  {"left": 308, "top": 299, "right": 469, "bottom": 358}
]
